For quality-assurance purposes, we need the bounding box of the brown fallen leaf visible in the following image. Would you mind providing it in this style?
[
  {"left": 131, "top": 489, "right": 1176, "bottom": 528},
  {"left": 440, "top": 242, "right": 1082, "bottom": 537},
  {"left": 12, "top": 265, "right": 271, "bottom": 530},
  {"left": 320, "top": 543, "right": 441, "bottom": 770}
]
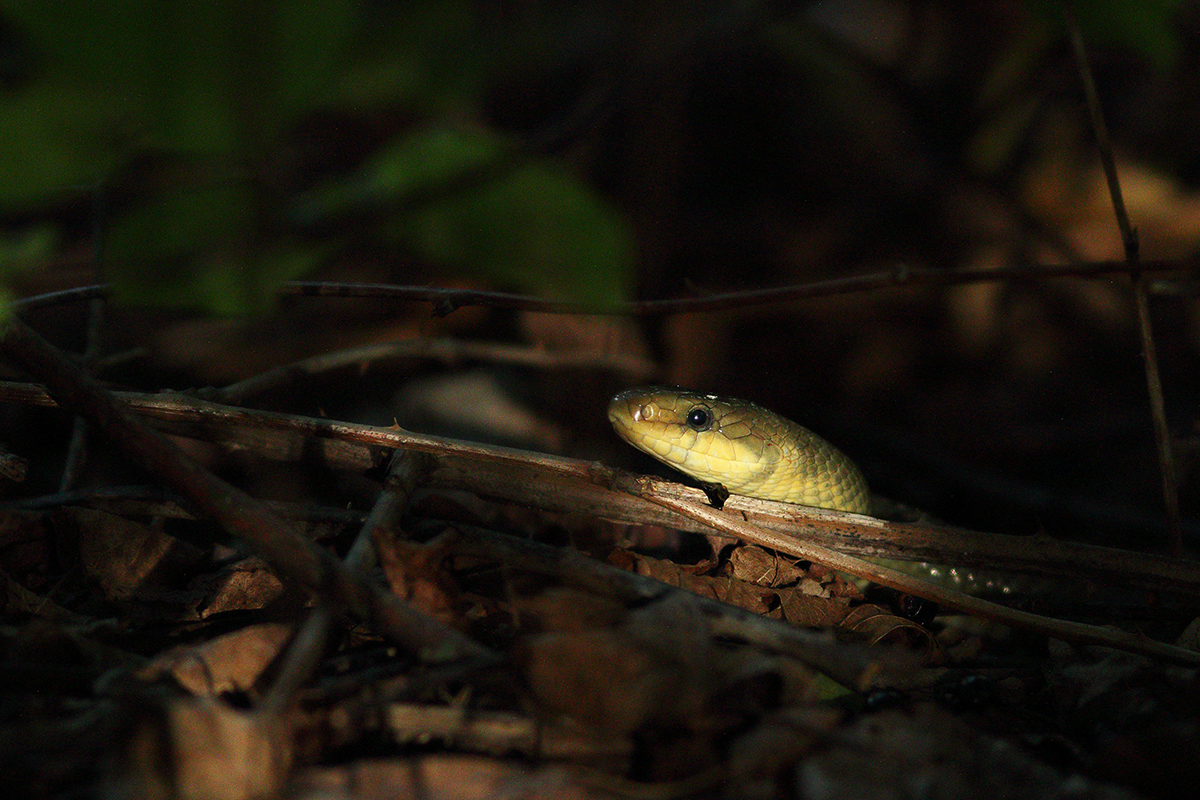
[
  {"left": 290, "top": 755, "right": 601, "bottom": 800},
  {"left": 74, "top": 508, "right": 202, "bottom": 604},
  {"left": 517, "top": 595, "right": 715, "bottom": 734},
  {"left": 138, "top": 622, "right": 295, "bottom": 697},
  {"left": 192, "top": 557, "right": 285, "bottom": 617},
  {"left": 839, "top": 604, "right": 939, "bottom": 653},
  {"left": 110, "top": 698, "right": 292, "bottom": 800}
]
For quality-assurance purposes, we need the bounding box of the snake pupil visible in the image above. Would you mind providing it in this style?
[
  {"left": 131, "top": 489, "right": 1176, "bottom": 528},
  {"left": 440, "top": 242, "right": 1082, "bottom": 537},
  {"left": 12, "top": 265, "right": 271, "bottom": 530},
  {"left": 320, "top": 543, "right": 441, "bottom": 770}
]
[{"left": 686, "top": 406, "right": 712, "bottom": 431}]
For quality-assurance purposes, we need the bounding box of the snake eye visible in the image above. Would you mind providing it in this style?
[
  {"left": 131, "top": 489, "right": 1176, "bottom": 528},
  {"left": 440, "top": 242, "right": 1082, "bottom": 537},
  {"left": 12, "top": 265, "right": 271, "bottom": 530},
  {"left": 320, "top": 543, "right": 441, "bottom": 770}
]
[{"left": 686, "top": 406, "right": 712, "bottom": 432}]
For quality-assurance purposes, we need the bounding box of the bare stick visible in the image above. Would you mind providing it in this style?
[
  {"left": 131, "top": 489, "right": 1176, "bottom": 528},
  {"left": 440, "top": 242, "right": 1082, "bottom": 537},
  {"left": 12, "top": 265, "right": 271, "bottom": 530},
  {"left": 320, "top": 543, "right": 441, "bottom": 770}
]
[
  {"left": 262, "top": 451, "right": 431, "bottom": 713},
  {"left": 2, "top": 378, "right": 1197, "bottom": 597},
  {"left": 620, "top": 477, "right": 1200, "bottom": 666},
  {"left": 1062, "top": 4, "right": 1182, "bottom": 553},
  {"left": 11, "top": 250, "right": 1194, "bottom": 320},
  {"left": 57, "top": 294, "right": 106, "bottom": 493},
  {"left": 214, "top": 338, "right": 656, "bottom": 405},
  {"left": 281, "top": 257, "right": 1191, "bottom": 314}
]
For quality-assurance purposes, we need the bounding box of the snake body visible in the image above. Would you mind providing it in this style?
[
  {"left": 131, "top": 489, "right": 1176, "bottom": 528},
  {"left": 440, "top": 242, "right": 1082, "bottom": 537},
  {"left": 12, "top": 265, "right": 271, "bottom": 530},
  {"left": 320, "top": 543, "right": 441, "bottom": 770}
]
[{"left": 607, "top": 387, "right": 870, "bottom": 513}]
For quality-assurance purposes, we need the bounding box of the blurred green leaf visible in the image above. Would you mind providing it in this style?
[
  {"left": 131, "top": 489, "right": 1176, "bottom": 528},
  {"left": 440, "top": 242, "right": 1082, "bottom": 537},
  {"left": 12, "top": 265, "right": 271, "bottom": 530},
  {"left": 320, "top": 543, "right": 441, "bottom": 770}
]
[
  {"left": 105, "top": 184, "right": 321, "bottom": 314},
  {"left": 110, "top": 239, "right": 325, "bottom": 316},
  {"left": 0, "top": 224, "right": 59, "bottom": 275},
  {"left": 336, "top": 0, "right": 487, "bottom": 111},
  {"left": 0, "top": 81, "right": 131, "bottom": 210},
  {"left": 297, "top": 127, "right": 501, "bottom": 221},
  {"left": 1032, "top": 0, "right": 1182, "bottom": 66},
  {"left": 0, "top": 223, "right": 56, "bottom": 325},
  {"left": 1, "top": 1, "right": 625, "bottom": 313},
  {"left": 406, "top": 162, "right": 634, "bottom": 307},
  {"left": 0, "top": 0, "right": 362, "bottom": 207},
  {"left": 273, "top": 0, "right": 358, "bottom": 116},
  {"left": 107, "top": 184, "right": 252, "bottom": 269},
  {"left": 0, "top": 286, "right": 13, "bottom": 327},
  {"left": 348, "top": 128, "right": 633, "bottom": 307}
]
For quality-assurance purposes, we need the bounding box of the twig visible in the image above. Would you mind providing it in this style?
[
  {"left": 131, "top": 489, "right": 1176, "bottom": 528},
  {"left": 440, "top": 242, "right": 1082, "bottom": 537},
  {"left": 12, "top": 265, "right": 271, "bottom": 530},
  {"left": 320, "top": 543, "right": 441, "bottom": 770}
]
[
  {"left": 11, "top": 251, "right": 1194, "bottom": 320},
  {"left": 261, "top": 451, "right": 429, "bottom": 713},
  {"left": 213, "top": 338, "right": 657, "bottom": 405},
  {"left": 58, "top": 187, "right": 109, "bottom": 494},
  {"left": 9, "top": 484, "right": 367, "bottom": 530},
  {"left": 1063, "top": 4, "right": 1183, "bottom": 554},
  {"left": 0, "top": 317, "right": 489, "bottom": 662},
  {"left": 2, "top": 378, "right": 1197, "bottom": 597},
  {"left": 620, "top": 478, "right": 1200, "bottom": 666},
  {"left": 12, "top": 284, "right": 110, "bottom": 311},
  {"left": 57, "top": 294, "right": 106, "bottom": 493},
  {"left": 281, "top": 257, "right": 1193, "bottom": 315}
]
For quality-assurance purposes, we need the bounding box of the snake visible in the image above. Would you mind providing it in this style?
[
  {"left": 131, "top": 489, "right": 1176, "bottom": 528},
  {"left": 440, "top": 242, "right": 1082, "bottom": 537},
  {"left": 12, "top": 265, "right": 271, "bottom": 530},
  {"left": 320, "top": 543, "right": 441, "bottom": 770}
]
[
  {"left": 608, "top": 386, "right": 1019, "bottom": 596},
  {"left": 607, "top": 386, "right": 871, "bottom": 514}
]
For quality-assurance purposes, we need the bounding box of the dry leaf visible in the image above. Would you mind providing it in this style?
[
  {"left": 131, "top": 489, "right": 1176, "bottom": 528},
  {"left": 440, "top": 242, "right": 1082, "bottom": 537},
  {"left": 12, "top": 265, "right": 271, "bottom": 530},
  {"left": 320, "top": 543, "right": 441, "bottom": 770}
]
[
  {"left": 75, "top": 509, "right": 198, "bottom": 603},
  {"left": 777, "top": 590, "right": 855, "bottom": 628},
  {"left": 840, "top": 604, "right": 938, "bottom": 652},
  {"left": 727, "top": 544, "right": 808, "bottom": 586},
  {"left": 138, "top": 623, "right": 294, "bottom": 697},
  {"left": 513, "top": 587, "right": 629, "bottom": 633},
  {"left": 193, "top": 557, "right": 285, "bottom": 617},
  {"left": 110, "top": 699, "right": 291, "bottom": 800},
  {"left": 290, "top": 755, "right": 599, "bottom": 800},
  {"left": 519, "top": 628, "right": 673, "bottom": 732},
  {"left": 374, "top": 535, "right": 459, "bottom": 623}
]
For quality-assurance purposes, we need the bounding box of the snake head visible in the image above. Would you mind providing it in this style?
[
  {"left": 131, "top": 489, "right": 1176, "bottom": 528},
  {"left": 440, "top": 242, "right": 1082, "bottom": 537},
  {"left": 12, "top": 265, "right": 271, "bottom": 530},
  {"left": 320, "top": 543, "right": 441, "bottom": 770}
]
[
  {"left": 607, "top": 386, "right": 777, "bottom": 490},
  {"left": 608, "top": 386, "right": 869, "bottom": 514}
]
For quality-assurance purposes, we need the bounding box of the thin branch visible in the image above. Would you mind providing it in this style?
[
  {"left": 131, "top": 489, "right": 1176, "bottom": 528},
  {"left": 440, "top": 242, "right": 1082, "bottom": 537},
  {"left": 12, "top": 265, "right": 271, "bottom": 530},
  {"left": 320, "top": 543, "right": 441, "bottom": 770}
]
[
  {"left": 619, "top": 477, "right": 1200, "bottom": 666},
  {"left": 1063, "top": 4, "right": 1183, "bottom": 553},
  {"left": 12, "top": 284, "right": 110, "bottom": 311},
  {"left": 261, "top": 450, "right": 431, "bottom": 714},
  {"left": 282, "top": 256, "right": 1193, "bottom": 315},
  {"left": 213, "top": 338, "right": 657, "bottom": 405},
  {"left": 2, "top": 378, "right": 1197, "bottom": 599},
  {"left": 11, "top": 252, "right": 1194, "bottom": 320},
  {"left": 57, "top": 295, "right": 106, "bottom": 493}
]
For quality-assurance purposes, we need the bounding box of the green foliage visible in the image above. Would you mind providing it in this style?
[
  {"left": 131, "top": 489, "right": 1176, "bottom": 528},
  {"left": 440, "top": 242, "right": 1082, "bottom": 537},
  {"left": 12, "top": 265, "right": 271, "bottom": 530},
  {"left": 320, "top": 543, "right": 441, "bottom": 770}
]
[
  {"left": 0, "top": 225, "right": 58, "bottom": 313},
  {"left": 2, "top": 0, "right": 360, "bottom": 170},
  {"left": 0, "top": 0, "right": 633, "bottom": 311},
  {"left": 0, "top": 0, "right": 352, "bottom": 313},
  {"left": 1032, "top": 0, "right": 1183, "bottom": 67},
  {"left": 303, "top": 127, "right": 634, "bottom": 308},
  {"left": 334, "top": 0, "right": 489, "bottom": 112},
  {"left": 0, "top": 0, "right": 630, "bottom": 315},
  {"left": 399, "top": 161, "right": 633, "bottom": 308},
  {"left": 105, "top": 183, "right": 324, "bottom": 313}
]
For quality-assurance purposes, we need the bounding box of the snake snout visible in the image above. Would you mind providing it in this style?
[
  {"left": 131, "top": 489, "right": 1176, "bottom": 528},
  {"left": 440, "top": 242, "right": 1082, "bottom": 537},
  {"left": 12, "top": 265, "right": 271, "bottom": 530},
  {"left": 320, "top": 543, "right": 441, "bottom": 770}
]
[{"left": 608, "top": 389, "right": 657, "bottom": 429}]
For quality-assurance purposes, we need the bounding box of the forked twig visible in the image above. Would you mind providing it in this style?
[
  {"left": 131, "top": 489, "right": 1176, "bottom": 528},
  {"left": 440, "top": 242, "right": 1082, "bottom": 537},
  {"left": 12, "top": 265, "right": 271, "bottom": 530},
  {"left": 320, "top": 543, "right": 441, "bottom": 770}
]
[{"left": 261, "top": 450, "right": 432, "bottom": 714}]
